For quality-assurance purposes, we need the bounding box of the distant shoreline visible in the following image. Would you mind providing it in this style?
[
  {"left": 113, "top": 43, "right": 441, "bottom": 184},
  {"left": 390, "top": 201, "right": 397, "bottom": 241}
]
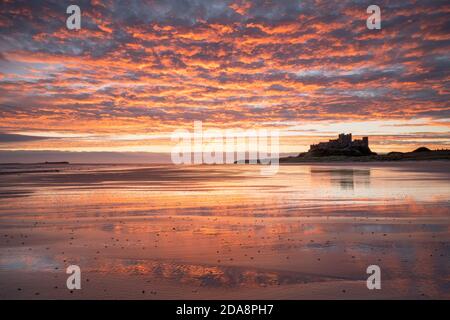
[
  {"left": 0, "top": 161, "right": 69, "bottom": 165},
  {"left": 0, "top": 152, "right": 449, "bottom": 168},
  {"left": 279, "top": 149, "right": 450, "bottom": 163}
]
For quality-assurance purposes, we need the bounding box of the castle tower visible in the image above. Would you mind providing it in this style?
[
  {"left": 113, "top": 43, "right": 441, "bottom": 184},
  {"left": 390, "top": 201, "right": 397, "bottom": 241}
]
[
  {"left": 362, "top": 137, "right": 368, "bottom": 147},
  {"left": 338, "top": 133, "right": 352, "bottom": 146}
]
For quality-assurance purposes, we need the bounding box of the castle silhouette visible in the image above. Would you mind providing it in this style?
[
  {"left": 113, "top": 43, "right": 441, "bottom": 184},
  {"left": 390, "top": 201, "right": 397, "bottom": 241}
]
[{"left": 309, "top": 133, "right": 375, "bottom": 156}]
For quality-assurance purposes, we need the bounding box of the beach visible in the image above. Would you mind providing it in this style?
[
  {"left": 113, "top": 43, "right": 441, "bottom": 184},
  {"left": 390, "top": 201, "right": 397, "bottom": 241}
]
[{"left": 0, "top": 162, "right": 449, "bottom": 299}]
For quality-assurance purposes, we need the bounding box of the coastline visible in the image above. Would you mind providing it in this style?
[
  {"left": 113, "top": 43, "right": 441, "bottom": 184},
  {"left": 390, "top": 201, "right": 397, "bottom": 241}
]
[{"left": 279, "top": 150, "right": 450, "bottom": 163}]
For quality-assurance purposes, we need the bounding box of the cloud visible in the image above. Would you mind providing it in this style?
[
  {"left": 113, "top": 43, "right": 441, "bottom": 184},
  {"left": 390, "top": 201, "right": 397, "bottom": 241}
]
[
  {"left": 0, "top": 0, "right": 448, "bottom": 151},
  {"left": 0, "top": 133, "right": 52, "bottom": 143}
]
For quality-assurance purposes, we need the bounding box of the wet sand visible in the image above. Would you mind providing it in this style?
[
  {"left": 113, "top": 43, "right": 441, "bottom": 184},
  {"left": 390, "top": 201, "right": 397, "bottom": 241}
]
[{"left": 0, "top": 162, "right": 449, "bottom": 299}]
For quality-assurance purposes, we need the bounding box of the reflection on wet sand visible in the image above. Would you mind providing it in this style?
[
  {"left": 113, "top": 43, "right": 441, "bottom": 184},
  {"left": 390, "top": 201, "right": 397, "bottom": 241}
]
[
  {"left": 0, "top": 162, "right": 449, "bottom": 299},
  {"left": 310, "top": 168, "right": 371, "bottom": 190}
]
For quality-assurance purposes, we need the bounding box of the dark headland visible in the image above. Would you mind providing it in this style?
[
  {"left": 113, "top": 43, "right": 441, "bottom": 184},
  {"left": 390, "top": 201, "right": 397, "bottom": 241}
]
[
  {"left": 280, "top": 133, "right": 450, "bottom": 163},
  {"left": 0, "top": 161, "right": 69, "bottom": 175}
]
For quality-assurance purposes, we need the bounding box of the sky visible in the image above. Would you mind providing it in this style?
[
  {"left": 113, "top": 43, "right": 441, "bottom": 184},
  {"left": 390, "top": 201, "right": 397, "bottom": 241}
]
[{"left": 0, "top": 0, "right": 449, "bottom": 162}]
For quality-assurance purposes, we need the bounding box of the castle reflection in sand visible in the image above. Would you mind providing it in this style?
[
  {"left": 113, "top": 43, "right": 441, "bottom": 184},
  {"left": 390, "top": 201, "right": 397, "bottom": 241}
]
[{"left": 310, "top": 168, "right": 371, "bottom": 190}]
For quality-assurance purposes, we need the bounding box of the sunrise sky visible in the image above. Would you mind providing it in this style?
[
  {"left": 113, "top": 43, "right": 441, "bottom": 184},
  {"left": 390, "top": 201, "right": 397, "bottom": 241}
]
[{"left": 0, "top": 0, "right": 449, "bottom": 162}]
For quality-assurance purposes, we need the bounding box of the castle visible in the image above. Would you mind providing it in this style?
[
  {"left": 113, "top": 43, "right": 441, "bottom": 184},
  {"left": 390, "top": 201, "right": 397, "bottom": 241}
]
[{"left": 308, "top": 133, "right": 374, "bottom": 156}]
